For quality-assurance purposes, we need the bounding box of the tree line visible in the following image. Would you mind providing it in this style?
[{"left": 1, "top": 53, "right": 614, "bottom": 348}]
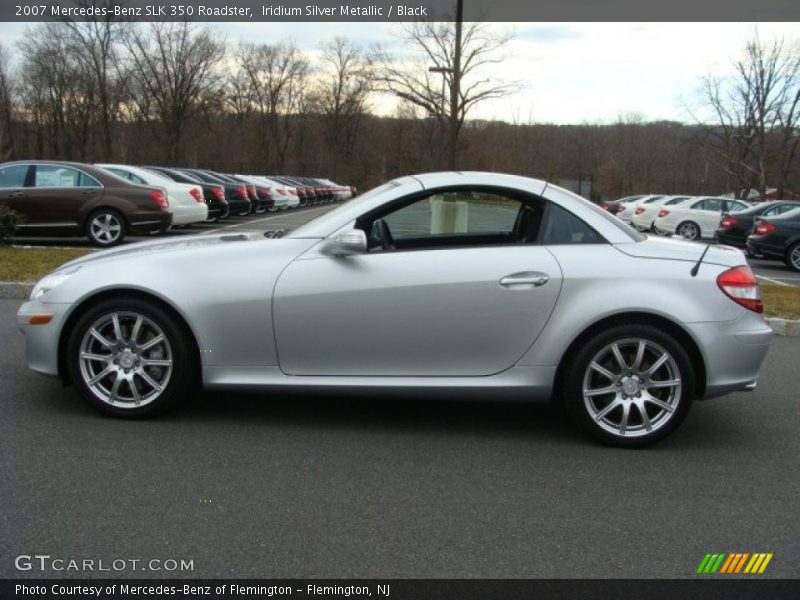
[{"left": 0, "top": 13, "right": 797, "bottom": 200}]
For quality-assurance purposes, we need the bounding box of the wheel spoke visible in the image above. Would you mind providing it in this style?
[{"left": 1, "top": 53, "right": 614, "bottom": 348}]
[
  {"left": 647, "top": 352, "right": 669, "bottom": 376},
  {"left": 111, "top": 314, "right": 122, "bottom": 342},
  {"left": 632, "top": 341, "right": 646, "bottom": 370},
  {"left": 637, "top": 402, "right": 652, "bottom": 432},
  {"left": 88, "top": 365, "right": 114, "bottom": 385},
  {"left": 618, "top": 402, "right": 631, "bottom": 435},
  {"left": 611, "top": 343, "right": 627, "bottom": 370},
  {"left": 90, "top": 327, "right": 113, "bottom": 348},
  {"left": 109, "top": 372, "right": 122, "bottom": 403},
  {"left": 585, "top": 385, "right": 617, "bottom": 397},
  {"left": 590, "top": 361, "right": 616, "bottom": 381},
  {"left": 644, "top": 394, "right": 675, "bottom": 413},
  {"left": 131, "top": 379, "right": 142, "bottom": 405},
  {"left": 80, "top": 352, "right": 112, "bottom": 362},
  {"left": 594, "top": 399, "right": 621, "bottom": 422},
  {"left": 140, "top": 358, "right": 171, "bottom": 367},
  {"left": 130, "top": 316, "right": 143, "bottom": 345},
  {"left": 137, "top": 369, "right": 163, "bottom": 393},
  {"left": 647, "top": 378, "right": 680, "bottom": 389},
  {"left": 139, "top": 334, "right": 164, "bottom": 352}
]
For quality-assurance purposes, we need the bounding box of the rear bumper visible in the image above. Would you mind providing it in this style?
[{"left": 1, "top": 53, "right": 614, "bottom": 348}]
[
  {"left": 171, "top": 203, "right": 209, "bottom": 225},
  {"left": 747, "top": 236, "right": 785, "bottom": 260},
  {"left": 685, "top": 312, "right": 772, "bottom": 400}
]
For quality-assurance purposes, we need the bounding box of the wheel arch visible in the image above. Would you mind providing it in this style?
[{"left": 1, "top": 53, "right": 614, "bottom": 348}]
[
  {"left": 57, "top": 288, "right": 201, "bottom": 386},
  {"left": 554, "top": 312, "right": 707, "bottom": 400}
]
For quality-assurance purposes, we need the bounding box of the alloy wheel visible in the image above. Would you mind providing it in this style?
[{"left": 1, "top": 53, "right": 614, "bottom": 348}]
[
  {"left": 582, "top": 338, "right": 682, "bottom": 439},
  {"left": 790, "top": 245, "right": 800, "bottom": 271},
  {"left": 678, "top": 222, "right": 699, "bottom": 240},
  {"left": 90, "top": 213, "right": 122, "bottom": 245},
  {"left": 78, "top": 311, "right": 173, "bottom": 409}
]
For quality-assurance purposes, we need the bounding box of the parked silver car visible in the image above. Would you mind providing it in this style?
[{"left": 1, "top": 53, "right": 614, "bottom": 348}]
[{"left": 17, "top": 172, "right": 772, "bottom": 446}]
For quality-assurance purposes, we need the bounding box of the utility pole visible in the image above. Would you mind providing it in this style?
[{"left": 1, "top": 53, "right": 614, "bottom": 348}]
[{"left": 448, "top": 0, "right": 463, "bottom": 170}]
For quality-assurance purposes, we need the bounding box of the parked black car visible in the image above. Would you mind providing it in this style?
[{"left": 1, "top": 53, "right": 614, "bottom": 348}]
[
  {"left": 177, "top": 169, "right": 250, "bottom": 216},
  {"left": 746, "top": 208, "right": 800, "bottom": 271},
  {"left": 270, "top": 175, "right": 313, "bottom": 206},
  {"left": 715, "top": 200, "right": 800, "bottom": 248},
  {"left": 142, "top": 166, "right": 229, "bottom": 221},
  {"left": 0, "top": 160, "right": 171, "bottom": 246},
  {"left": 216, "top": 173, "right": 274, "bottom": 214}
]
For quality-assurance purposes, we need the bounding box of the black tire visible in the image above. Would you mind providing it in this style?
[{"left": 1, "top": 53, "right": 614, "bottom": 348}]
[
  {"left": 676, "top": 221, "right": 700, "bottom": 241},
  {"left": 86, "top": 208, "right": 127, "bottom": 247},
  {"left": 784, "top": 242, "right": 800, "bottom": 272},
  {"left": 559, "top": 324, "right": 694, "bottom": 448},
  {"left": 66, "top": 297, "right": 196, "bottom": 418}
]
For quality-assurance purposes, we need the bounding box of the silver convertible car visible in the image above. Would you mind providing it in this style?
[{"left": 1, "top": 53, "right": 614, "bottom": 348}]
[{"left": 17, "top": 172, "right": 772, "bottom": 446}]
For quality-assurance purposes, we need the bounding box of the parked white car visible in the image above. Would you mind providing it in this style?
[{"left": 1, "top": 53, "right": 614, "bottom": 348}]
[
  {"left": 617, "top": 195, "right": 665, "bottom": 223},
  {"left": 97, "top": 164, "right": 208, "bottom": 226},
  {"left": 653, "top": 197, "right": 751, "bottom": 240},
  {"left": 239, "top": 176, "right": 300, "bottom": 210},
  {"left": 631, "top": 195, "right": 693, "bottom": 232}
]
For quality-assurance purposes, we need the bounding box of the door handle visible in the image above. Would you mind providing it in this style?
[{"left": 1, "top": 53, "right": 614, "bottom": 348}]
[
  {"left": 6, "top": 191, "right": 23, "bottom": 198},
  {"left": 499, "top": 272, "right": 550, "bottom": 288}
]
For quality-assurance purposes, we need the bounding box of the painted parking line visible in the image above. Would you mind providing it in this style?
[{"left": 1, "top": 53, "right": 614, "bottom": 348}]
[{"left": 756, "top": 275, "right": 793, "bottom": 287}]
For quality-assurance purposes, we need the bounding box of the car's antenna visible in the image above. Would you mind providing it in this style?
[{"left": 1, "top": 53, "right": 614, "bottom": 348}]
[{"left": 690, "top": 244, "right": 712, "bottom": 277}]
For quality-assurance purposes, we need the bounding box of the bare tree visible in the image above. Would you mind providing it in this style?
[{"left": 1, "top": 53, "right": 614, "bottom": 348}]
[
  {"left": 376, "top": 18, "right": 519, "bottom": 169},
  {"left": 124, "top": 22, "right": 225, "bottom": 163},
  {"left": 694, "top": 34, "right": 800, "bottom": 200},
  {"left": 312, "top": 37, "right": 374, "bottom": 177},
  {"left": 62, "top": 0, "right": 127, "bottom": 160},
  {"left": 236, "top": 41, "right": 308, "bottom": 172},
  {"left": 0, "top": 43, "right": 15, "bottom": 160}
]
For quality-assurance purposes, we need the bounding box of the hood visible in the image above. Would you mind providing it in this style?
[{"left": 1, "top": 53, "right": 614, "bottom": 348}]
[
  {"left": 58, "top": 231, "right": 268, "bottom": 270},
  {"left": 615, "top": 235, "right": 746, "bottom": 267}
]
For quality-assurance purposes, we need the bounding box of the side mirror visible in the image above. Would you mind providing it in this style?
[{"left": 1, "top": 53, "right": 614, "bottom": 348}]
[{"left": 321, "top": 230, "right": 367, "bottom": 257}]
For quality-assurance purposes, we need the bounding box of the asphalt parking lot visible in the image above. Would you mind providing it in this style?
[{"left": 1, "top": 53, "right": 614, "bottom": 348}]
[{"left": 1, "top": 307, "right": 799, "bottom": 579}]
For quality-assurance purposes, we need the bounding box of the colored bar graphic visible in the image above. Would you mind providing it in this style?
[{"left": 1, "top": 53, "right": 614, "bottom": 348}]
[{"left": 700, "top": 552, "right": 773, "bottom": 574}]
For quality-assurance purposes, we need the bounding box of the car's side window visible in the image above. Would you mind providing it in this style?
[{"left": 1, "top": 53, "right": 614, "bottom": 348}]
[
  {"left": 108, "top": 168, "right": 145, "bottom": 185},
  {"left": 33, "top": 165, "right": 99, "bottom": 188},
  {"left": 363, "top": 189, "right": 542, "bottom": 251},
  {"left": 777, "top": 204, "right": 798, "bottom": 215},
  {"left": 0, "top": 164, "right": 29, "bottom": 188},
  {"left": 541, "top": 203, "right": 604, "bottom": 245},
  {"left": 726, "top": 201, "right": 749, "bottom": 213}
]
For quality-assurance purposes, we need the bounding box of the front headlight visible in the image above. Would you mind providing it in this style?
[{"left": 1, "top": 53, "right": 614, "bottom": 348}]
[{"left": 30, "top": 267, "right": 81, "bottom": 300}]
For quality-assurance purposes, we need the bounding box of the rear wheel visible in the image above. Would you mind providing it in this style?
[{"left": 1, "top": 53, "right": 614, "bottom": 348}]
[
  {"left": 677, "top": 221, "right": 700, "bottom": 241},
  {"left": 560, "top": 324, "right": 694, "bottom": 447},
  {"left": 67, "top": 298, "right": 195, "bottom": 418},
  {"left": 86, "top": 209, "right": 126, "bottom": 247},
  {"left": 785, "top": 242, "right": 800, "bottom": 272}
]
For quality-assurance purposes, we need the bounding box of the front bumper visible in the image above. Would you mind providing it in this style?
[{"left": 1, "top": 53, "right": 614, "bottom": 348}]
[
  {"left": 685, "top": 311, "right": 773, "bottom": 399},
  {"left": 17, "top": 297, "right": 73, "bottom": 377}
]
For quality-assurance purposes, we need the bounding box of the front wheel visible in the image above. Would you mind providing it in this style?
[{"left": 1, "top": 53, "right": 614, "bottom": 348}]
[
  {"left": 561, "top": 324, "right": 694, "bottom": 447},
  {"left": 785, "top": 242, "right": 800, "bottom": 272},
  {"left": 67, "top": 298, "right": 196, "bottom": 418}
]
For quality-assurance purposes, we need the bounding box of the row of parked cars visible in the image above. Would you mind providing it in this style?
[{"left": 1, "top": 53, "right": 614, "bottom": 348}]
[
  {"left": 605, "top": 194, "right": 800, "bottom": 271},
  {"left": 0, "top": 160, "right": 356, "bottom": 246}
]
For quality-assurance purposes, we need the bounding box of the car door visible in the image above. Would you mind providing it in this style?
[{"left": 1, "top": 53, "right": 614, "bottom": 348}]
[
  {"left": 273, "top": 189, "right": 563, "bottom": 377},
  {"left": 24, "top": 165, "right": 103, "bottom": 227},
  {"left": 692, "top": 198, "right": 724, "bottom": 237},
  {"left": 0, "top": 164, "right": 32, "bottom": 220}
]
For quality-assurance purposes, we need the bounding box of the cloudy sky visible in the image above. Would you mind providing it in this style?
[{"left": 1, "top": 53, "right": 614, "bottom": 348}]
[{"left": 1, "top": 21, "right": 797, "bottom": 124}]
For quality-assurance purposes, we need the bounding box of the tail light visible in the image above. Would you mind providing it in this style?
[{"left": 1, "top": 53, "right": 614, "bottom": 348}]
[
  {"left": 716, "top": 266, "right": 763, "bottom": 314},
  {"left": 719, "top": 216, "right": 738, "bottom": 229},
  {"left": 236, "top": 185, "right": 246, "bottom": 198},
  {"left": 149, "top": 190, "right": 168, "bottom": 210},
  {"left": 277, "top": 188, "right": 286, "bottom": 195},
  {"left": 189, "top": 187, "right": 203, "bottom": 203},
  {"left": 246, "top": 184, "right": 256, "bottom": 197},
  {"left": 634, "top": 207, "right": 646, "bottom": 215},
  {"left": 602, "top": 205, "right": 610, "bottom": 211},
  {"left": 753, "top": 222, "right": 776, "bottom": 236},
  {"left": 288, "top": 189, "right": 297, "bottom": 195},
  {"left": 211, "top": 186, "right": 225, "bottom": 201},
  {"left": 657, "top": 209, "right": 670, "bottom": 218},
  {"left": 258, "top": 187, "right": 271, "bottom": 197}
]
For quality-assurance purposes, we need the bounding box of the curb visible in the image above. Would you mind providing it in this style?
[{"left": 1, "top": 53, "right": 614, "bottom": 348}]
[
  {"left": 2, "top": 281, "right": 799, "bottom": 336},
  {"left": 0, "top": 282, "right": 34, "bottom": 300}
]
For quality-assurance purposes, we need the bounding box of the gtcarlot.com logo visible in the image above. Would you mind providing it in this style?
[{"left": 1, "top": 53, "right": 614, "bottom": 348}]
[
  {"left": 696, "top": 552, "right": 773, "bottom": 574},
  {"left": 15, "top": 554, "right": 194, "bottom": 572}
]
